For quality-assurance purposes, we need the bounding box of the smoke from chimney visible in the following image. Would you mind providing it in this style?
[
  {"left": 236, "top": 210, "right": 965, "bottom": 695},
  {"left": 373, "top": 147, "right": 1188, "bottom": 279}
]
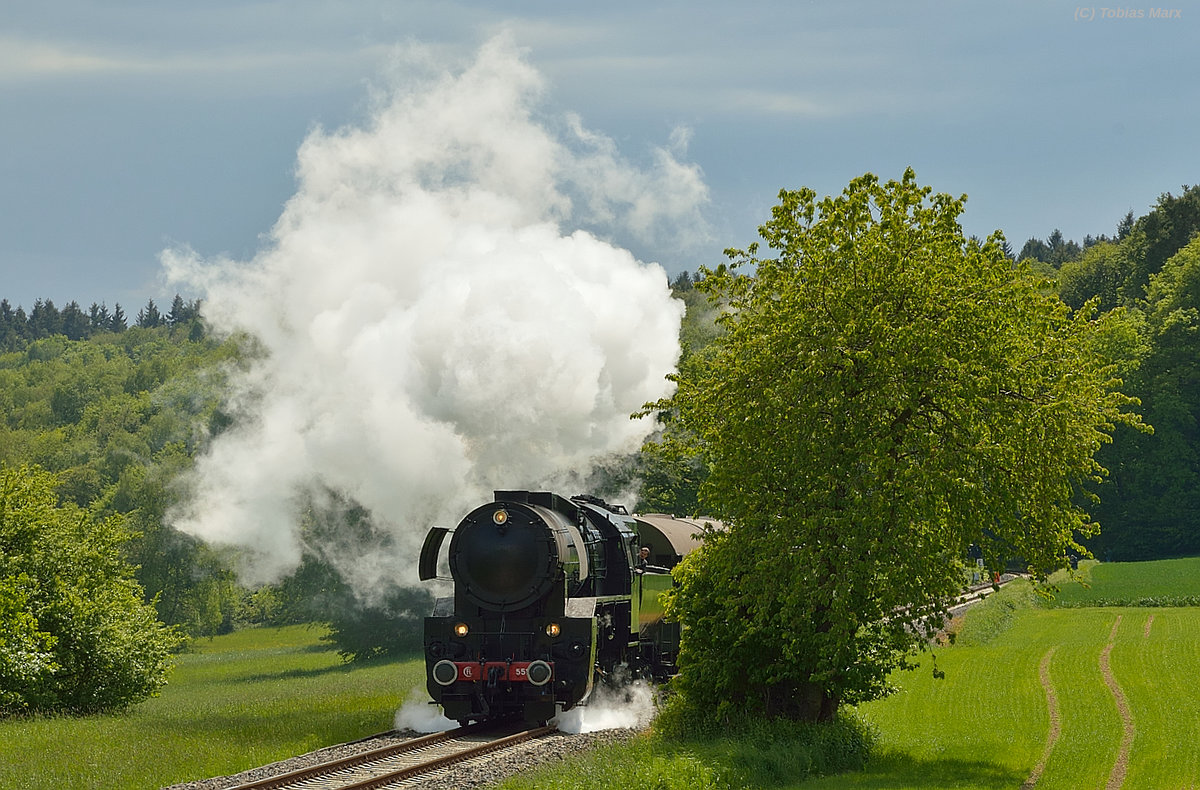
[{"left": 162, "top": 35, "right": 707, "bottom": 595}]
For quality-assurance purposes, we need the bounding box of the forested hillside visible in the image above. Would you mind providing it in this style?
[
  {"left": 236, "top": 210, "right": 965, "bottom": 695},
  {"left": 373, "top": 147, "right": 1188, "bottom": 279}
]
[
  {"left": 0, "top": 311, "right": 245, "bottom": 638},
  {"left": 1019, "top": 185, "right": 1200, "bottom": 561},
  {"left": 0, "top": 299, "right": 499, "bottom": 664}
]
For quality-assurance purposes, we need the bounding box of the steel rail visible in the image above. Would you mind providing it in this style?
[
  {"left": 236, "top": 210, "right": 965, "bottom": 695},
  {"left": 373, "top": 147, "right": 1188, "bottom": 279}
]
[
  {"left": 336, "top": 725, "right": 556, "bottom": 789},
  {"left": 225, "top": 723, "right": 486, "bottom": 790}
]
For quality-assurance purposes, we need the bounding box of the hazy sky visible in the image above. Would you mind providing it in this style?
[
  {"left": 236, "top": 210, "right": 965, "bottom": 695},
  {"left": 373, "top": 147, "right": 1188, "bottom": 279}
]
[{"left": 2, "top": 0, "right": 1197, "bottom": 310}]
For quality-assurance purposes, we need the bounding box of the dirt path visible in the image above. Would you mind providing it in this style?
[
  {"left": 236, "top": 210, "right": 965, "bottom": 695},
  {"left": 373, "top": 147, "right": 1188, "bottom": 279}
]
[
  {"left": 1100, "top": 614, "right": 1134, "bottom": 790},
  {"left": 1021, "top": 647, "right": 1061, "bottom": 789}
]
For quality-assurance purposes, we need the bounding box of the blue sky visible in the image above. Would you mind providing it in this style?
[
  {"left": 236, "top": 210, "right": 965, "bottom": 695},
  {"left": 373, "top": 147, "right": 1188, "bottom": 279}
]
[{"left": 2, "top": 0, "right": 1197, "bottom": 310}]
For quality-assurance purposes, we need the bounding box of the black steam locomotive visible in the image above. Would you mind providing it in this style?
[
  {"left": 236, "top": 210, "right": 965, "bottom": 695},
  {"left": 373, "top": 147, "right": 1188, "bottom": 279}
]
[{"left": 418, "top": 490, "right": 706, "bottom": 724}]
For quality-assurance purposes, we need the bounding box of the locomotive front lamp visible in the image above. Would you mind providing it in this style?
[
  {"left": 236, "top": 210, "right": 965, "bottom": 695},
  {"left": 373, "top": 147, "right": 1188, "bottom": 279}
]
[
  {"left": 453, "top": 622, "right": 470, "bottom": 638},
  {"left": 545, "top": 622, "right": 561, "bottom": 638},
  {"left": 492, "top": 509, "right": 509, "bottom": 525}
]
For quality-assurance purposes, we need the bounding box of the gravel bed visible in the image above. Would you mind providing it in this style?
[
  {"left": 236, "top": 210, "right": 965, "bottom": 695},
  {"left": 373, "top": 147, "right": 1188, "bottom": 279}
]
[
  {"left": 416, "top": 728, "right": 637, "bottom": 789},
  {"left": 163, "top": 727, "right": 638, "bottom": 790}
]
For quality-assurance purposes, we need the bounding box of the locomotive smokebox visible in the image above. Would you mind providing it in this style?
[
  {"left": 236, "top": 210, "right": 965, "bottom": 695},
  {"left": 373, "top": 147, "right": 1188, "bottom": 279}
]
[{"left": 447, "top": 497, "right": 582, "bottom": 613}]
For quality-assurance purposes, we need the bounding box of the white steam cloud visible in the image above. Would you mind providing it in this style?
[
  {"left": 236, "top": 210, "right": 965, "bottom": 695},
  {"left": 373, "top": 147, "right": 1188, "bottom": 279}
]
[
  {"left": 163, "top": 35, "right": 705, "bottom": 593},
  {"left": 394, "top": 680, "right": 657, "bottom": 735},
  {"left": 395, "top": 689, "right": 457, "bottom": 734},
  {"left": 552, "top": 678, "right": 657, "bottom": 734}
]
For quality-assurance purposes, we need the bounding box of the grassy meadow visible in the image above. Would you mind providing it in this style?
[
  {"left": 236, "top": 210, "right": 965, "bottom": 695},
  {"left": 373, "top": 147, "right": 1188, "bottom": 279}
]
[
  {"left": 1049, "top": 556, "right": 1200, "bottom": 607},
  {"left": 804, "top": 604, "right": 1200, "bottom": 789},
  {"left": 502, "top": 559, "right": 1200, "bottom": 789},
  {"left": 5, "top": 558, "right": 1200, "bottom": 789},
  {"left": 0, "top": 625, "right": 424, "bottom": 790}
]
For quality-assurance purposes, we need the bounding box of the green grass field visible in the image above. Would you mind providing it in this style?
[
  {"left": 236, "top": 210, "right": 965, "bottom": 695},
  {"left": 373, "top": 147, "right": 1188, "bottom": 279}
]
[
  {"left": 0, "top": 626, "right": 424, "bottom": 790},
  {"left": 504, "top": 564, "right": 1200, "bottom": 789},
  {"left": 803, "top": 605, "right": 1200, "bottom": 789},
  {"left": 1049, "top": 556, "right": 1200, "bottom": 606},
  {"left": 5, "top": 560, "right": 1199, "bottom": 789}
]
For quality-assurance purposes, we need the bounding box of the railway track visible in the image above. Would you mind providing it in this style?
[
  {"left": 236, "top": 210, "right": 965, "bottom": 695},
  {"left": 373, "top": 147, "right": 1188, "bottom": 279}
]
[
  {"left": 226, "top": 722, "right": 556, "bottom": 790},
  {"left": 946, "top": 574, "right": 1019, "bottom": 617},
  {"left": 889, "top": 573, "right": 1020, "bottom": 638}
]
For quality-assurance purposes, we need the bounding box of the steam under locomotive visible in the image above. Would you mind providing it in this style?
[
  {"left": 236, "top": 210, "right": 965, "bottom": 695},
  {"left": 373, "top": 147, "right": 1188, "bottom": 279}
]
[{"left": 418, "top": 490, "right": 708, "bottom": 724}]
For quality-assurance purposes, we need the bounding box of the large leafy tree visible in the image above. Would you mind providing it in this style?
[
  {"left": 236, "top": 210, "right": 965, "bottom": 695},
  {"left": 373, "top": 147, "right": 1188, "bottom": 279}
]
[
  {"left": 0, "top": 465, "right": 181, "bottom": 714},
  {"left": 647, "top": 171, "right": 1142, "bottom": 724}
]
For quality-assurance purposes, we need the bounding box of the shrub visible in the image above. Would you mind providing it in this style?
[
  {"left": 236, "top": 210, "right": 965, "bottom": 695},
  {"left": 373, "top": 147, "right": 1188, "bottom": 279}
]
[{"left": 0, "top": 465, "right": 181, "bottom": 714}]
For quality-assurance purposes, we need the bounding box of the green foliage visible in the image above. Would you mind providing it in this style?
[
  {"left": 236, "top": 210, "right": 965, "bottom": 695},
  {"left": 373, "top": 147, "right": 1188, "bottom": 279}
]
[
  {"left": 645, "top": 171, "right": 1142, "bottom": 723},
  {"left": 633, "top": 437, "right": 706, "bottom": 516},
  {"left": 1018, "top": 228, "right": 1087, "bottom": 268},
  {"left": 631, "top": 273, "right": 719, "bottom": 516},
  {"left": 1123, "top": 184, "right": 1200, "bottom": 299},
  {"left": 0, "top": 465, "right": 181, "bottom": 714},
  {"left": 0, "top": 575, "right": 57, "bottom": 712},
  {"left": 321, "top": 588, "right": 432, "bottom": 662},
  {"left": 256, "top": 497, "right": 432, "bottom": 661},
  {"left": 1051, "top": 185, "right": 1200, "bottom": 314},
  {"left": 0, "top": 324, "right": 250, "bottom": 638},
  {"left": 1089, "top": 236, "right": 1200, "bottom": 560},
  {"left": 673, "top": 272, "right": 725, "bottom": 363},
  {"left": 1057, "top": 241, "right": 1131, "bottom": 311},
  {"left": 0, "top": 295, "right": 201, "bottom": 353},
  {"left": 1048, "top": 187, "right": 1200, "bottom": 562}
]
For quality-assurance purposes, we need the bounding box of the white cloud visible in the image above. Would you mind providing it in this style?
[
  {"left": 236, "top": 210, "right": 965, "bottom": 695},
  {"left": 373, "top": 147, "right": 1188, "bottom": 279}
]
[
  {"left": 0, "top": 37, "right": 137, "bottom": 78},
  {"left": 0, "top": 34, "right": 390, "bottom": 83}
]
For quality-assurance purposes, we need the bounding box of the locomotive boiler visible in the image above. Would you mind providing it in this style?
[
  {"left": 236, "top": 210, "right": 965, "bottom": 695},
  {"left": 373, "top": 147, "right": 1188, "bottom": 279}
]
[{"left": 418, "top": 490, "right": 707, "bottom": 724}]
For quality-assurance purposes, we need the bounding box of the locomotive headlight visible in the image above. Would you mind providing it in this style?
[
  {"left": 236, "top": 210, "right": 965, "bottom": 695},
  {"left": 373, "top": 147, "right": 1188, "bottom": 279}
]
[
  {"left": 545, "top": 622, "right": 561, "bottom": 638},
  {"left": 492, "top": 509, "right": 509, "bottom": 525},
  {"left": 453, "top": 622, "right": 470, "bottom": 638}
]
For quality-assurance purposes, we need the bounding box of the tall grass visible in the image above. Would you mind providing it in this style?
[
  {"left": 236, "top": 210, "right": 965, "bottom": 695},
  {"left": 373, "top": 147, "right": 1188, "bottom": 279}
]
[{"left": 0, "top": 625, "right": 425, "bottom": 789}]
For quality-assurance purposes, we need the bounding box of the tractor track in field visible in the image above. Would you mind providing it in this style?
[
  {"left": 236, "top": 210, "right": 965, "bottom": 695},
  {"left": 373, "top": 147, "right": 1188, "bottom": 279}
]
[
  {"left": 1099, "top": 614, "right": 1134, "bottom": 790},
  {"left": 1024, "top": 612, "right": 1149, "bottom": 789},
  {"left": 1021, "top": 647, "right": 1061, "bottom": 790}
]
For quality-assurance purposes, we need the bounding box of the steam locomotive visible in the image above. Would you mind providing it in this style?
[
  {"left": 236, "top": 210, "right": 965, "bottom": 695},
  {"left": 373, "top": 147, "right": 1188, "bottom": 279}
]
[{"left": 418, "top": 490, "right": 707, "bottom": 724}]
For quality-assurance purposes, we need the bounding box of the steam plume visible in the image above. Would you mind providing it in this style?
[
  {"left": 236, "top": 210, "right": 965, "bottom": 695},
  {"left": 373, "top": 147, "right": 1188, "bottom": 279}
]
[{"left": 163, "top": 35, "right": 704, "bottom": 593}]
